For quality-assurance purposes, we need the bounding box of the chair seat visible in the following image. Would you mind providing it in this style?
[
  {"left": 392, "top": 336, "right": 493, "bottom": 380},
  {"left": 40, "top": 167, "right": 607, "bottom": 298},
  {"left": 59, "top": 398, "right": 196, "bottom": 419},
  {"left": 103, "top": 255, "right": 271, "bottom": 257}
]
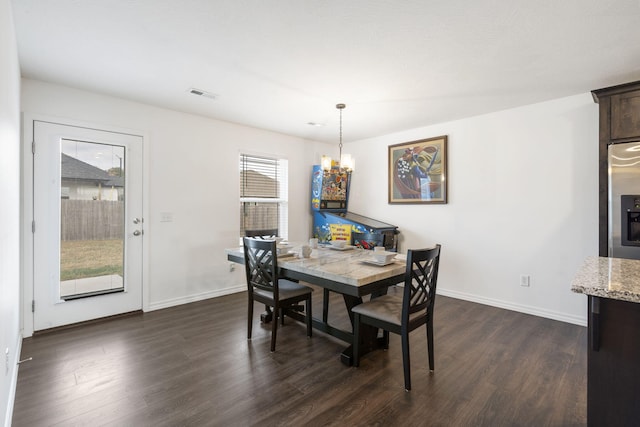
[
  {"left": 352, "top": 294, "right": 403, "bottom": 326},
  {"left": 254, "top": 279, "right": 313, "bottom": 301},
  {"left": 353, "top": 245, "right": 441, "bottom": 391}
]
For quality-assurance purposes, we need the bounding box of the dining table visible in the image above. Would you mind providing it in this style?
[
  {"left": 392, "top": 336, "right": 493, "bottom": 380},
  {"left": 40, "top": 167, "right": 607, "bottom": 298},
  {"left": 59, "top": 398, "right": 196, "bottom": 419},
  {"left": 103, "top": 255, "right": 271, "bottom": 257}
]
[{"left": 225, "top": 242, "right": 407, "bottom": 365}]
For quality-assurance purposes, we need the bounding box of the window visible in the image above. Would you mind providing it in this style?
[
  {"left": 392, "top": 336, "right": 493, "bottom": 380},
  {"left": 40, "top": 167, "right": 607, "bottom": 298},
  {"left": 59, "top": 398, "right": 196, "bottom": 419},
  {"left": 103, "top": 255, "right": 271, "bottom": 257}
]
[{"left": 239, "top": 154, "right": 288, "bottom": 239}]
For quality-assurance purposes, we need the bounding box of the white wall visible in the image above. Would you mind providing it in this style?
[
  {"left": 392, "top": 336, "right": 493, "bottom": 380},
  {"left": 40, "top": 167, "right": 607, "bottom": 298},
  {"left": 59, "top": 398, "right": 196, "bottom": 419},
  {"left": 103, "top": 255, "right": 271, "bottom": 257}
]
[
  {"left": 21, "top": 79, "right": 333, "bottom": 315},
  {"left": 347, "top": 93, "right": 598, "bottom": 325},
  {"left": 0, "top": 0, "right": 22, "bottom": 424},
  {"left": 20, "top": 79, "right": 596, "bottom": 331},
  {"left": 19, "top": 77, "right": 597, "bottom": 329}
]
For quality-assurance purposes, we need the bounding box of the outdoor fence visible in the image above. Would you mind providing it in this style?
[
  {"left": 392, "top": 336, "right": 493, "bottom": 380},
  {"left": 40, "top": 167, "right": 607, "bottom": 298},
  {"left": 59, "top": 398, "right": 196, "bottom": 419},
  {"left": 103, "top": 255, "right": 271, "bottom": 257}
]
[
  {"left": 61, "top": 200, "right": 124, "bottom": 241},
  {"left": 241, "top": 202, "right": 279, "bottom": 236}
]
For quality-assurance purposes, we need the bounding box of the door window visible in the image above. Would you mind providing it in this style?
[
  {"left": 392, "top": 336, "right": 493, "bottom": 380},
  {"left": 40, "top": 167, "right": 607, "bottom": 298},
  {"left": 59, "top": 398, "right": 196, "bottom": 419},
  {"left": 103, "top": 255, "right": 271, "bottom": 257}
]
[{"left": 59, "top": 140, "right": 126, "bottom": 300}]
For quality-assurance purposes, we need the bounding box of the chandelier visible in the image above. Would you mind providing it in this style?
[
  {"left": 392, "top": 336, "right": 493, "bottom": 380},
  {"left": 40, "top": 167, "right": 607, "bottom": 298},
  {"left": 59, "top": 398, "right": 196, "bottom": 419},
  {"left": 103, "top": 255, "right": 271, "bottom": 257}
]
[{"left": 321, "top": 103, "right": 355, "bottom": 172}]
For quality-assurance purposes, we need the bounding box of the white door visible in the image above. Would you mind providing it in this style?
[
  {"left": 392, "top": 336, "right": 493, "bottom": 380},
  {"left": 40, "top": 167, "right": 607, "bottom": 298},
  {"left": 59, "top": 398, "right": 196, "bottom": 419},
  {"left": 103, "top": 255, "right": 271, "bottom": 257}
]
[{"left": 32, "top": 121, "right": 143, "bottom": 331}]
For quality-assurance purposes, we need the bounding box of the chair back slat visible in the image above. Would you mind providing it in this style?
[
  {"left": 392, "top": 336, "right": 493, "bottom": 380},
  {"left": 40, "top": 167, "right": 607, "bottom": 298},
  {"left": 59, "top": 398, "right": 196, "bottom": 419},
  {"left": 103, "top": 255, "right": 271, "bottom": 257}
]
[
  {"left": 243, "top": 237, "right": 279, "bottom": 298},
  {"left": 403, "top": 245, "right": 441, "bottom": 320},
  {"left": 245, "top": 229, "right": 278, "bottom": 239}
]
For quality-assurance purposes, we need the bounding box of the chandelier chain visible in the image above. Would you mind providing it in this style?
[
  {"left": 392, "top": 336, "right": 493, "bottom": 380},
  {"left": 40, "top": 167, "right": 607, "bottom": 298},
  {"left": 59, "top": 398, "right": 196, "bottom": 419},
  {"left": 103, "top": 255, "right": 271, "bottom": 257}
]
[
  {"left": 337, "top": 103, "right": 345, "bottom": 162},
  {"left": 339, "top": 107, "right": 343, "bottom": 159}
]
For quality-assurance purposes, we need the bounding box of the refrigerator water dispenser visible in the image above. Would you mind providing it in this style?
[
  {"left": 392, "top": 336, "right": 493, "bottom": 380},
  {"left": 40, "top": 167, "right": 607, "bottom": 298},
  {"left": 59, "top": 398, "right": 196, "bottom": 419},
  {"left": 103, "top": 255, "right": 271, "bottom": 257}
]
[{"left": 621, "top": 195, "right": 640, "bottom": 246}]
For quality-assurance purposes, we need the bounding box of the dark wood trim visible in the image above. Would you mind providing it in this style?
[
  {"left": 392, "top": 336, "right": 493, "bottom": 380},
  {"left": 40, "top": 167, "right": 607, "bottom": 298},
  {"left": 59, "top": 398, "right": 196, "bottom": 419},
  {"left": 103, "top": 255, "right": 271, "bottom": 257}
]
[
  {"left": 592, "top": 80, "right": 640, "bottom": 101},
  {"left": 596, "top": 94, "right": 611, "bottom": 257},
  {"left": 283, "top": 268, "right": 403, "bottom": 298}
]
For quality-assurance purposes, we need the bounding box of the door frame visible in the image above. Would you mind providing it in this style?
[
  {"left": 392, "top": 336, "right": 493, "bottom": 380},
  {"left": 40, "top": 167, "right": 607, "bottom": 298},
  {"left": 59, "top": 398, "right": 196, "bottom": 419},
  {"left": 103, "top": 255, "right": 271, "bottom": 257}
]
[{"left": 22, "top": 113, "right": 150, "bottom": 337}]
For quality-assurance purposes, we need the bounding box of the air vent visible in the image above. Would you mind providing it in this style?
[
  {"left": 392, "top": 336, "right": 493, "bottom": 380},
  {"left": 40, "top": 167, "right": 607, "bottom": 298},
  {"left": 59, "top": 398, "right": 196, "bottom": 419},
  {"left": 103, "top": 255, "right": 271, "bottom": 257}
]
[{"left": 188, "top": 88, "right": 217, "bottom": 99}]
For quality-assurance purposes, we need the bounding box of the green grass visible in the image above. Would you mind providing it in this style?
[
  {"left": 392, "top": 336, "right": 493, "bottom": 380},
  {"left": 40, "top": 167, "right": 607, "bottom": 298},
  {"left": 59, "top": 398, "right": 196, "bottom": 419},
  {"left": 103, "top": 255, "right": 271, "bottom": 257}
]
[{"left": 60, "top": 239, "right": 123, "bottom": 281}]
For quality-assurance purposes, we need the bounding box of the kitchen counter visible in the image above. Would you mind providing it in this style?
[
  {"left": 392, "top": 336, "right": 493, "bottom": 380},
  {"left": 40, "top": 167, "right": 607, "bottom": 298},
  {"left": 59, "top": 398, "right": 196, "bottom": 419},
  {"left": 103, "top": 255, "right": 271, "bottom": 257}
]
[
  {"left": 571, "top": 256, "right": 640, "bottom": 303},
  {"left": 571, "top": 256, "right": 640, "bottom": 427}
]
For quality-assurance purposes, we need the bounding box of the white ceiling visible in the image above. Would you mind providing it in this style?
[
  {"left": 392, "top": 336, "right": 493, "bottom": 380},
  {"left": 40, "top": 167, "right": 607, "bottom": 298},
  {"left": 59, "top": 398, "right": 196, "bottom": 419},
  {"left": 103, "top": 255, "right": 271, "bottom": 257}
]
[{"left": 11, "top": 0, "right": 640, "bottom": 143}]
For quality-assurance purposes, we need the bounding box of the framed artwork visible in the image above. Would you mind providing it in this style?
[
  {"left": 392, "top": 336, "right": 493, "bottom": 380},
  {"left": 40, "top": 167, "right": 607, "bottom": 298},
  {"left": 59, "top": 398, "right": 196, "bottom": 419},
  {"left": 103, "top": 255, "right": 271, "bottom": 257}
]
[{"left": 388, "top": 135, "right": 448, "bottom": 204}]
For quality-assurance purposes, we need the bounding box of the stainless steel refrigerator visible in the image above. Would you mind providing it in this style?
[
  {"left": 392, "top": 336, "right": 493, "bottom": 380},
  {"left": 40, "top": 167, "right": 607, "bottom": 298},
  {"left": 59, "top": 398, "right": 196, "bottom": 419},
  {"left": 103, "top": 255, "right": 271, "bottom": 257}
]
[{"left": 609, "top": 141, "right": 640, "bottom": 259}]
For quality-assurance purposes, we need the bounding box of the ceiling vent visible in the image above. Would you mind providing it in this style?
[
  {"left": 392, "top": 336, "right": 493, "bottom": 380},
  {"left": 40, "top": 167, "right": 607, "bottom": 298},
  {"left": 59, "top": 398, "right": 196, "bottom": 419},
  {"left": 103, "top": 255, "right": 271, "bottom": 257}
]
[{"left": 188, "top": 88, "right": 217, "bottom": 99}]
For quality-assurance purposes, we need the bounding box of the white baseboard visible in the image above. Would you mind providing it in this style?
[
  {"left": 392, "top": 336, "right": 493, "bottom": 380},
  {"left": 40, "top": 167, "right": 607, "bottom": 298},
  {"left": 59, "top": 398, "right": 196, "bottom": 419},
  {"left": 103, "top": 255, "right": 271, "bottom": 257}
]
[
  {"left": 147, "top": 284, "right": 587, "bottom": 326},
  {"left": 147, "top": 285, "right": 246, "bottom": 312},
  {"left": 4, "top": 333, "right": 23, "bottom": 427},
  {"left": 437, "top": 288, "right": 587, "bottom": 327}
]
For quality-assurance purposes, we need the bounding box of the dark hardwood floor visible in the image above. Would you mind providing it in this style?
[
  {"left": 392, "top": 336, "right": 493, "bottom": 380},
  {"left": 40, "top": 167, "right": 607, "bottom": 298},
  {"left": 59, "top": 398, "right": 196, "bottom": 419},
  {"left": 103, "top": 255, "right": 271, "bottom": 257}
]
[{"left": 12, "top": 286, "right": 587, "bottom": 426}]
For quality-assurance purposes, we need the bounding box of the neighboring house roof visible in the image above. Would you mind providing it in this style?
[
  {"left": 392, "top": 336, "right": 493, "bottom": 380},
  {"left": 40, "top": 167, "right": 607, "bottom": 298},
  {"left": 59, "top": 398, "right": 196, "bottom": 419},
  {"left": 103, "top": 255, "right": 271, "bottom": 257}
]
[
  {"left": 61, "top": 153, "right": 123, "bottom": 187},
  {"left": 105, "top": 176, "right": 124, "bottom": 187},
  {"left": 240, "top": 169, "right": 278, "bottom": 198}
]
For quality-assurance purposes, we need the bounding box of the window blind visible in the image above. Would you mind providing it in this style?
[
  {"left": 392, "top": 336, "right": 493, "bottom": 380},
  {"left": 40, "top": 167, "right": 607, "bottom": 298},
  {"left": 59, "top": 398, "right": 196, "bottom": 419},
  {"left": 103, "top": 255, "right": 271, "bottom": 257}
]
[{"left": 239, "top": 154, "right": 288, "bottom": 238}]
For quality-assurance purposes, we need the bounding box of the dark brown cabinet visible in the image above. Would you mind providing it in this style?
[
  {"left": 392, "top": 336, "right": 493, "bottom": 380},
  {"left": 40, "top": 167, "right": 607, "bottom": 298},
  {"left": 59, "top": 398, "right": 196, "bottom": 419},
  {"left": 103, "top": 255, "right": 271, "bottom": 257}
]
[
  {"left": 587, "top": 296, "right": 640, "bottom": 426},
  {"left": 589, "top": 80, "right": 640, "bottom": 427},
  {"left": 592, "top": 81, "right": 640, "bottom": 257},
  {"left": 611, "top": 90, "right": 640, "bottom": 140}
]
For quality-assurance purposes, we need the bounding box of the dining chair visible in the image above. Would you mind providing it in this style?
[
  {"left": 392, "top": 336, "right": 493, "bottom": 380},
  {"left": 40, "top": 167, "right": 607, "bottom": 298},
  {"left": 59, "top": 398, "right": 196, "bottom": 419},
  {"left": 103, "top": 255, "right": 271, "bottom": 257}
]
[
  {"left": 322, "top": 232, "right": 386, "bottom": 323},
  {"left": 243, "top": 237, "right": 313, "bottom": 351},
  {"left": 245, "top": 228, "right": 279, "bottom": 239},
  {"left": 245, "top": 228, "right": 280, "bottom": 320},
  {"left": 352, "top": 244, "right": 441, "bottom": 391}
]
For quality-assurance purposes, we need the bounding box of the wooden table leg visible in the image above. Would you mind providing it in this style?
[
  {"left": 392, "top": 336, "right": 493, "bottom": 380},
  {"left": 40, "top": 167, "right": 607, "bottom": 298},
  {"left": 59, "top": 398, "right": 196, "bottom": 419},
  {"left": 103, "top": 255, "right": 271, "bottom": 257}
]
[
  {"left": 340, "top": 294, "right": 387, "bottom": 366},
  {"left": 260, "top": 305, "right": 273, "bottom": 323}
]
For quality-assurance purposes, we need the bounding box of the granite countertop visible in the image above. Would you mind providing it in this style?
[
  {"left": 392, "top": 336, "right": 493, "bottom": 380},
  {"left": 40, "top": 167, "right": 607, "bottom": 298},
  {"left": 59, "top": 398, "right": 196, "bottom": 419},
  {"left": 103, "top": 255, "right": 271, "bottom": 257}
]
[{"left": 571, "top": 256, "right": 640, "bottom": 303}]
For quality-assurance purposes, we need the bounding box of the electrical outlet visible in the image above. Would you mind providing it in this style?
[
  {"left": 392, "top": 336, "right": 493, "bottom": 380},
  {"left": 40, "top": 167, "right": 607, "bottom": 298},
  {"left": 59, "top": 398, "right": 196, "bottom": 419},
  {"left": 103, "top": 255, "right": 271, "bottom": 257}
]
[{"left": 520, "top": 275, "right": 530, "bottom": 287}]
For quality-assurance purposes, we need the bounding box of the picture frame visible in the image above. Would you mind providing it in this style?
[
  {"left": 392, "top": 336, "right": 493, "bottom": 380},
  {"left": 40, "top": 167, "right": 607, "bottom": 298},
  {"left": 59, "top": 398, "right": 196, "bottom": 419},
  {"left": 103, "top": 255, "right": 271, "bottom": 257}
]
[{"left": 388, "top": 135, "right": 448, "bottom": 204}]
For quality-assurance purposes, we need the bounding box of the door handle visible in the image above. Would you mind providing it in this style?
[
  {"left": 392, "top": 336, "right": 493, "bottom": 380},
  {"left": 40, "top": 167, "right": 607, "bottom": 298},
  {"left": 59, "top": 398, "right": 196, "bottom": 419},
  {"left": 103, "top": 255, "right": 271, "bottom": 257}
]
[{"left": 133, "top": 230, "right": 143, "bottom": 236}]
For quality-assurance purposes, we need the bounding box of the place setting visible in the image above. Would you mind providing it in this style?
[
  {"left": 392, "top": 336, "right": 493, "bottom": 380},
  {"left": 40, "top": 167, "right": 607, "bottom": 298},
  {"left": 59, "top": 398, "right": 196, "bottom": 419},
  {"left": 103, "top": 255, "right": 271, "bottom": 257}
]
[
  {"left": 361, "top": 247, "right": 400, "bottom": 266},
  {"left": 327, "top": 239, "right": 355, "bottom": 251},
  {"left": 275, "top": 238, "right": 296, "bottom": 258}
]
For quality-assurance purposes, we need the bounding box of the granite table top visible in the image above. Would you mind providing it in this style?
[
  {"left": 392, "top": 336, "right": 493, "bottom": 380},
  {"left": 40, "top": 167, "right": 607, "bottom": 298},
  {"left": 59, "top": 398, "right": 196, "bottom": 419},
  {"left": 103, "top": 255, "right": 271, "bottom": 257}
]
[
  {"left": 571, "top": 256, "right": 640, "bottom": 303},
  {"left": 226, "top": 244, "right": 407, "bottom": 288}
]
